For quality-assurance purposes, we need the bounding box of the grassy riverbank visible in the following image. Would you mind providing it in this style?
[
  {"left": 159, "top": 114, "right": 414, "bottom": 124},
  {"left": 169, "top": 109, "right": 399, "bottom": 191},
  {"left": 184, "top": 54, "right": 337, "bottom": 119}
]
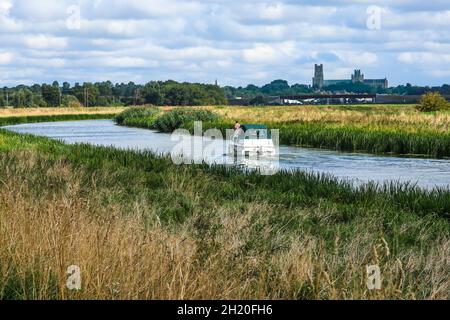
[
  {"left": 116, "top": 105, "right": 450, "bottom": 157},
  {"left": 0, "top": 115, "right": 449, "bottom": 300}
]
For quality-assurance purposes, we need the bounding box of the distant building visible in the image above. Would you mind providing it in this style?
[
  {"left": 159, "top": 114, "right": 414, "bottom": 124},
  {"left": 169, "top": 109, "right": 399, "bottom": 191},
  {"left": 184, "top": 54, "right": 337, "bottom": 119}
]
[
  {"left": 312, "top": 64, "right": 324, "bottom": 89},
  {"left": 352, "top": 69, "right": 364, "bottom": 82},
  {"left": 312, "top": 65, "right": 388, "bottom": 90}
]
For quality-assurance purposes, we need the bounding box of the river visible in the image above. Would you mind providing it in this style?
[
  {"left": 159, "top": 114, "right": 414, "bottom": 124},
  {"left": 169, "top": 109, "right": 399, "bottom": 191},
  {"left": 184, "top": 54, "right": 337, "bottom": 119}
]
[{"left": 4, "top": 119, "right": 450, "bottom": 189}]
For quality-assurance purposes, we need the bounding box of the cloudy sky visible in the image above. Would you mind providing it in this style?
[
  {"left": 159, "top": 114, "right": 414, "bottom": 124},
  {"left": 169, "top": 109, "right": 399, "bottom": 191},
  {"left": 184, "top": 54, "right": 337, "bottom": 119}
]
[{"left": 0, "top": 0, "right": 449, "bottom": 87}]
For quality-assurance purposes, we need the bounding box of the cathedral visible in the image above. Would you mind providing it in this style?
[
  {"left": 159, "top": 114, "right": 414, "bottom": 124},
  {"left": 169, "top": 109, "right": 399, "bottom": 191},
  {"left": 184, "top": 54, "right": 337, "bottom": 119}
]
[{"left": 312, "top": 64, "right": 388, "bottom": 90}]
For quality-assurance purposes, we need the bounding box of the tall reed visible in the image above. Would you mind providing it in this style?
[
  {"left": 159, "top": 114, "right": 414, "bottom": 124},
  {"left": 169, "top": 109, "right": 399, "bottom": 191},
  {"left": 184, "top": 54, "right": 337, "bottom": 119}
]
[{"left": 0, "top": 128, "right": 449, "bottom": 300}]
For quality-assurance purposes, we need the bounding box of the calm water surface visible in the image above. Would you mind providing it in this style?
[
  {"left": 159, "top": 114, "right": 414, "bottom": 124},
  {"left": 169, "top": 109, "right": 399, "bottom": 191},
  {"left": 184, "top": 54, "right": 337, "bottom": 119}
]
[{"left": 4, "top": 119, "right": 450, "bottom": 190}]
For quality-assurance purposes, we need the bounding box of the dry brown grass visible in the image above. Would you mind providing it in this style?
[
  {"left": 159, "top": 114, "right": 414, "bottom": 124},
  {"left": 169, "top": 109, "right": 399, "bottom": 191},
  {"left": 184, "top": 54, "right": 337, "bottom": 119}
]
[
  {"left": 7, "top": 104, "right": 447, "bottom": 132},
  {"left": 3, "top": 105, "right": 450, "bottom": 131},
  {"left": 1, "top": 151, "right": 449, "bottom": 300},
  {"left": 0, "top": 107, "right": 126, "bottom": 118},
  {"left": 203, "top": 105, "right": 450, "bottom": 131},
  {"left": 156, "top": 105, "right": 450, "bottom": 133}
]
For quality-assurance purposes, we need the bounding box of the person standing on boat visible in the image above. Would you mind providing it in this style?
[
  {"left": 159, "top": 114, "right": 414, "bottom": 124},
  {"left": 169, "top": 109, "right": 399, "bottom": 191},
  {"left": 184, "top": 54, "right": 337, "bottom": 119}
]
[
  {"left": 234, "top": 121, "right": 241, "bottom": 131},
  {"left": 233, "top": 121, "right": 242, "bottom": 142}
]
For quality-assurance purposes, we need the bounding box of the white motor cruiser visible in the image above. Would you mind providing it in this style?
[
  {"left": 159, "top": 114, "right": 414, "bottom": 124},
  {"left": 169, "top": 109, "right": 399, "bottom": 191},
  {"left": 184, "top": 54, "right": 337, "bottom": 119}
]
[{"left": 229, "top": 124, "right": 277, "bottom": 158}]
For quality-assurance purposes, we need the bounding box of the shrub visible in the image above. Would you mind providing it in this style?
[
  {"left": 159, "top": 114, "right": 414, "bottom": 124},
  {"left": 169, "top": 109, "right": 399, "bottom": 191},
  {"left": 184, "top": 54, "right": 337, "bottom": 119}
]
[
  {"left": 152, "top": 109, "right": 219, "bottom": 132},
  {"left": 416, "top": 92, "right": 449, "bottom": 112},
  {"left": 115, "top": 107, "right": 159, "bottom": 125},
  {"left": 62, "top": 95, "right": 82, "bottom": 108}
]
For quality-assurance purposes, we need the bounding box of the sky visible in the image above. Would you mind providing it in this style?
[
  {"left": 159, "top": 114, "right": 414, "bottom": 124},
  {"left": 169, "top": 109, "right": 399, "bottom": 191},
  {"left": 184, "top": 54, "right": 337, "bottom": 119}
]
[{"left": 0, "top": 0, "right": 449, "bottom": 87}]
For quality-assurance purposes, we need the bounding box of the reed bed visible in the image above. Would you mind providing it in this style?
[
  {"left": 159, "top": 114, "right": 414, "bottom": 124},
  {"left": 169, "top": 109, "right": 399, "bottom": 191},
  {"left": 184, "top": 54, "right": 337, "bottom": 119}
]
[
  {"left": 277, "top": 123, "right": 450, "bottom": 158},
  {"left": 114, "top": 107, "right": 160, "bottom": 128},
  {"left": 0, "top": 127, "right": 449, "bottom": 300}
]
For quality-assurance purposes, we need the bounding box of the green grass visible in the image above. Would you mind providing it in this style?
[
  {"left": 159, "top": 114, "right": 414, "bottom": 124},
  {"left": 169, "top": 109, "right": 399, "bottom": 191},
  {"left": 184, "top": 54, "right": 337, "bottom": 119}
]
[
  {"left": 277, "top": 122, "right": 450, "bottom": 158},
  {"left": 3, "top": 127, "right": 449, "bottom": 218},
  {"left": 115, "top": 107, "right": 219, "bottom": 132},
  {"left": 1, "top": 114, "right": 449, "bottom": 299},
  {"left": 114, "top": 106, "right": 160, "bottom": 128}
]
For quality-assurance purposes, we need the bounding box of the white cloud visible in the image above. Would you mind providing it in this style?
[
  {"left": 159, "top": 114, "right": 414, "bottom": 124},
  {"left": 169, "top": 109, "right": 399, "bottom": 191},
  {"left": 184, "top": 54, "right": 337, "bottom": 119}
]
[
  {"left": 243, "top": 44, "right": 281, "bottom": 64},
  {"left": 101, "top": 57, "right": 156, "bottom": 68},
  {"left": 0, "top": 51, "right": 13, "bottom": 64},
  {"left": 24, "top": 35, "right": 68, "bottom": 50},
  {"left": 0, "top": 0, "right": 12, "bottom": 15},
  {"left": 259, "top": 3, "right": 285, "bottom": 20},
  {"left": 0, "top": 0, "right": 449, "bottom": 86},
  {"left": 398, "top": 52, "right": 450, "bottom": 64},
  {"left": 337, "top": 51, "right": 378, "bottom": 66}
]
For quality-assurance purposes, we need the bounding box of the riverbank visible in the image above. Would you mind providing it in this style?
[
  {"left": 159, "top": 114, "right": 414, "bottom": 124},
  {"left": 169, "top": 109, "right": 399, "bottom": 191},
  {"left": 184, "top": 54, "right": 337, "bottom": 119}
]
[
  {"left": 116, "top": 105, "right": 450, "bottom": 158},
  {"left": 0, "top": 107, "right": 123, "bottom": 127},
  {"left": 0, "top": 115, "right": 449, "bottom": 300},
  {"left": 0, "top": 107, "right": 125, "bottom": 118},
  {"left": 0, "top": 113, "right": 119, "bottom": 127}
]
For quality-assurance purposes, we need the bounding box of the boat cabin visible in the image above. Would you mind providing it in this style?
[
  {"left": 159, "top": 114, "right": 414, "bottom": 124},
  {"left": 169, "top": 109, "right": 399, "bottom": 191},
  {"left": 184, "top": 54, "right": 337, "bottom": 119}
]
[
  {"left": 230, "top": 124, "right": 276, "bottom": 157},
  {"left": 239, "top": 124, "right": 272, "bottom": 139}
]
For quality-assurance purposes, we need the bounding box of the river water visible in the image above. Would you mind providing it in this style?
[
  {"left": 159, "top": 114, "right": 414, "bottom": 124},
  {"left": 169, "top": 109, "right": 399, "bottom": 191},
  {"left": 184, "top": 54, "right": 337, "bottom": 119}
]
[{"left": 3, "top": 119, "right": 450, "bottom": 189}]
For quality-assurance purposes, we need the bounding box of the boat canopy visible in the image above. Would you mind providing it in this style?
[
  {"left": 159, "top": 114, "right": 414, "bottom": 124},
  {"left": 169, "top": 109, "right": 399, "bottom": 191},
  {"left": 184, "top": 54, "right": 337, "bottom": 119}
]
[
  {"left": 241, "top": 124, "right": 268, "bottom": 131},
  {"left": 240, "top": 124, "right": 271, "bottom": 139}
]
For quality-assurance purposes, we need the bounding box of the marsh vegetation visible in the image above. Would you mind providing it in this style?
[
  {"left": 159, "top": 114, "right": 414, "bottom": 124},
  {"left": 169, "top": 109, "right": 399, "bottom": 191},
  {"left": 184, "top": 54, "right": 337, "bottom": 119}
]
[{"left": 0, "top": 109, "right": 449, "bottom": 300}]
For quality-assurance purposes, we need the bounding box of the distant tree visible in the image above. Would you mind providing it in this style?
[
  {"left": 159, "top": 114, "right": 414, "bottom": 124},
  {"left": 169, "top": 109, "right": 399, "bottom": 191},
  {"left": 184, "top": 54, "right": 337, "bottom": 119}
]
[
  {"left": 62, "top": 82, "right": 71, "bottom": 94},
  {"left": 125, "top": 82, "right": 138, "bottom": 97},
  {"left": 11, "top": 88, "right": 35, "bottom": 107},
  {"left": 204, "top": 84, "right": 227, "bottom": 105},
  {"left": 261, "top": 79, "right": 290, "bottom": 95},
  {"left": 62, "top": 95, "right": 82, "bottom": 108},
  {"left": 250, "top": 95, "right": 266, "bottom": 106},
  {"left": 30, "top": 84, "right": 42, "bottom": 94},
  {"left": 97, "top": 81, "right": 113, "bottom": 97},
  {"left": 164, "top": 84, "right": 191, "bottom": 106},
  {"left": 291, "top": 84, "right": 312, "bottom": 94},
  {"left": 417, "top": 92, "right": 449, "bottom": 112},
  {"left": 32, "top": 94, "right": 47, "bottom": 107},
  {"left": 41, "top": 84, "right": 61, "bottom": 107},
  {"left": 96, "top": 96, "right": 114, "bottom": 106},
  {"left": 223, "top": 80, "right": 313, "bottom": 100},
  {"left": 245, "top": 84, "right": 259, "bottom": 92},
  {"left": 72, "top": 83, "right": 99, "bottom": 107},
  {"left": 142, "top": 81, "right": 164, "bottom": 105},
  {"left": 440, "top": 84, "right": 450, "bottom": 95},
  {"left": 223, "top": 86, "right": 237, "bottom": 99}
]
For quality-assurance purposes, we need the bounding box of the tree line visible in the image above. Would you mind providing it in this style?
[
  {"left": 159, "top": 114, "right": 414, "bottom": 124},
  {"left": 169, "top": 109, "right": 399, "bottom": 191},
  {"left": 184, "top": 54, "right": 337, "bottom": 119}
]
[
  {"left": 225, "top": 79, "right": 450, "bottom": 99},
  {"left": 0, "top": 80, "right": 227, "bottom": 108},
  {"left": 1, "top": 79, "right": 449, "bottom": 108}
]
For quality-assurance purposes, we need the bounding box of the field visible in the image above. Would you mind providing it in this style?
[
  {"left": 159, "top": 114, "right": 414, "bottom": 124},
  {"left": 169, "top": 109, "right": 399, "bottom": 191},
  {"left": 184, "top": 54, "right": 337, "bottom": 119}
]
[
  {"left": 0, "top": 107, "right": 125, "bottom": 118},
  {"left": 0, "top": 111, "right": 449, "bottom": 300}
]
